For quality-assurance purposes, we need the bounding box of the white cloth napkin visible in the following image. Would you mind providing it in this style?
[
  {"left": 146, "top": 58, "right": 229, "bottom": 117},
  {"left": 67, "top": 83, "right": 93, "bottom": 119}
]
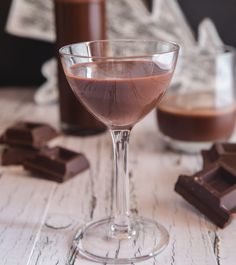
[{"left": 6, "top": 0, "right": 55, "bottom": 42}]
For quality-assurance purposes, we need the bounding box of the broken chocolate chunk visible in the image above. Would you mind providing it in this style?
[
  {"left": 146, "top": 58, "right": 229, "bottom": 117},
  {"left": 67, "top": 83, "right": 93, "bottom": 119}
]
[
  {"left": 175, "top": 160, "right": 236, "bottom": 228},
  {"left": 0, "top": 147, "right": 37, "bottom": 166},
  {"left": 24, "top": 146, "right": 89, "bottom": 182},
  {"left": 202, "top": 143, "right": 236, "bottom": 168},
  {"left": 0, "top": 122, "right": 59, "bottom": 149}
]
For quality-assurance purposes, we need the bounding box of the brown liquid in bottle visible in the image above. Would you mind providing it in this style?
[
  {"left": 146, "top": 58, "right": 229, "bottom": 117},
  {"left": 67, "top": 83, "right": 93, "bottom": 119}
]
[
  {"left": 54, "top": 0, "right": 107, "bottom": 135},
  {"left": 157, "top": 92, "right": 236, "bottom": 142}
]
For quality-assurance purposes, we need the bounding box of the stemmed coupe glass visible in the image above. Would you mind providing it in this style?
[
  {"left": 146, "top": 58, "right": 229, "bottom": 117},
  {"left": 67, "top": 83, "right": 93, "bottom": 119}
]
[{"left": 60, "top": 40, "right": 179, "bottom": 264}]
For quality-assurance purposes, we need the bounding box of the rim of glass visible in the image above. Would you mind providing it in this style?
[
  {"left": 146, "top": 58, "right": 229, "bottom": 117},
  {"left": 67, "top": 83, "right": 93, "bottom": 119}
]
[{"left": 59, "top": 39, "right": 180, "bottom": 59}]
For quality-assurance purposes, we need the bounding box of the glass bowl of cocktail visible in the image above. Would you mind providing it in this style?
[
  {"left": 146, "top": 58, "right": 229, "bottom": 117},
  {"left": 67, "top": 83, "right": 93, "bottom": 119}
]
[{"left": 60, "top": 40, "right": 179, "bottom": 264}]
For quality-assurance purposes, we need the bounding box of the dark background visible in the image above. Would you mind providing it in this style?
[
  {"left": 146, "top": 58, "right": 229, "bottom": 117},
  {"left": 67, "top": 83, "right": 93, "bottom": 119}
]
[
  {"left": 1, "top": 0, "right": 235, "bottom": 86},
  {"left": 144, "top": 0, "right": 236, "bottom": 47},
  {"left": 0, "top": 0, "right": 54, "bottom": 86},
  {"left": 177, "top": 0, "right": 236, "bottom": 47}
]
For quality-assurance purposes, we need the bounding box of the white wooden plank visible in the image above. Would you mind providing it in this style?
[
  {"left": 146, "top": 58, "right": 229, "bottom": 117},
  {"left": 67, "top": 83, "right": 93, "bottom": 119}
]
[
  {"left": 0, "top": 89, "right": 236, "bottom": 265},
  {"left": 0, "top": 167, "right": 55, "bottom": 265},
  {"left": 28, "top": 133, "right": 114, "bottom": 265},
  {"left": 27, "top": 111, "right": 215, "bottom": 265},
  {"left": 214, "top": 219, "right": 236, "bottom": 265},
  {"left": 0, "top": 88, "right": 59, "bottom": 132},
  {"left": 126, "top": 114, "right": 216, "bottom": 265},
  {"left": 132, "top": 153, "right": 217, "bottom": 265},
  {"left": 0, "top": 89, "right": 57, "bottom": 265}
]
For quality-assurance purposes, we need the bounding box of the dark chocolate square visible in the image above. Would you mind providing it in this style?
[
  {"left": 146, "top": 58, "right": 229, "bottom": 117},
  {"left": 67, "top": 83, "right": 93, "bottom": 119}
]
[
  {"left": 24, "top": 146, "right": 89, "bottom": 183},
  {"left": 175, "top": 161, "right": 236, "bottom": 228},
  {"left": 202, "top": 143, "right": 236, "bottom": 168},
  {"left": 0, "top": 147, "right": 37, "bottom": 166},
  {"left": 0, "top": 122, "right": 59, "bottom": 149},
  {"left": 203, "top": 167, "right": 236, "bottom": 193}
]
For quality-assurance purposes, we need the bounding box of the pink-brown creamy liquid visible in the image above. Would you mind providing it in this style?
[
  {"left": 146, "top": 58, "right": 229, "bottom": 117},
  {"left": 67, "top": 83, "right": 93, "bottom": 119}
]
[{"left": 66, "top": 61, "right": 172, "bottom": 129}]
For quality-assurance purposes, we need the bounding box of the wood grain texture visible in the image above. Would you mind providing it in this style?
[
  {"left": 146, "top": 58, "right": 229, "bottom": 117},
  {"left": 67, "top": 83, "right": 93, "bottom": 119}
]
[
  {"left": 0, "top": 167, "right": 56, "bottom": 265},
  {"left": 0, "top": 89, "right": 235, "bottom": 265}
]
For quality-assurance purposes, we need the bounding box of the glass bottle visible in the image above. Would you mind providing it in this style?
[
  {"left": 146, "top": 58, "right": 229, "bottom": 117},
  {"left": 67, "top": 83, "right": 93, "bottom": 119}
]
[{"left": 54, "top": 0, "right": 107, "bottom": 135}]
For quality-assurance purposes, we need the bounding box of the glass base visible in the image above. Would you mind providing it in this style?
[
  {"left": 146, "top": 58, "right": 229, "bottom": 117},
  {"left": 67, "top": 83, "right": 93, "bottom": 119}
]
[
  {"left": 73, "top": 217, "right": 169, "bottom": 264},
  {"left": 160, "top": 134, "right": 213, "bottom": 153}
]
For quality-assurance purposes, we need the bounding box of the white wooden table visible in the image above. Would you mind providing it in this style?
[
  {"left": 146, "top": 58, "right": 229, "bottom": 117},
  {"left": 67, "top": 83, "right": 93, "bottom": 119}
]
[{"left": 0, "top": 88, "right": 235, "bottom": 265}]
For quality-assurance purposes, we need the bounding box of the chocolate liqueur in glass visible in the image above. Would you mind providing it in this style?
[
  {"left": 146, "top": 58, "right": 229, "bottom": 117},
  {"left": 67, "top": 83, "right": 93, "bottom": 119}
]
[
  {"left": 60, "top": 40, "right": 179, "bottom": 264},
  {"left": 157, "top": 92, "right": 236, "bottom": 142},
  {"left": 157, "top": 47, "right": 236, "bottom": 153},
  {"left": 66, "top": 60, "right": 172, "bottom": 129}
]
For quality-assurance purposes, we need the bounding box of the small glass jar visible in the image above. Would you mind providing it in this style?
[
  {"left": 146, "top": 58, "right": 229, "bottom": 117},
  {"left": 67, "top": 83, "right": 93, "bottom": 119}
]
[{"left": 156, "top": 46, "right": 236, "bottom": 153}]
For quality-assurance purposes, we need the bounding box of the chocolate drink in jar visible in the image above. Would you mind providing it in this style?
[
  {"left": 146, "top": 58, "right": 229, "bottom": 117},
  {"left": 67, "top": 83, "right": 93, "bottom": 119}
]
[
  {"left": 156, "top": 48, "right": 236, "bottom": 153},
  {"left": 157, "top": 91, "right": 236, "bottom": 142},
  {"left": 54, "top": 0, "right": 107, "bottom": 135}
]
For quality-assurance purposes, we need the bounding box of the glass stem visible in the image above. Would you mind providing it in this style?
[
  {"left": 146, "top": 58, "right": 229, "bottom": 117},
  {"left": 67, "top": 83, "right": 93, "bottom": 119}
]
[{"left": 111, "top": 129, "right": 131, "bottom": 235}]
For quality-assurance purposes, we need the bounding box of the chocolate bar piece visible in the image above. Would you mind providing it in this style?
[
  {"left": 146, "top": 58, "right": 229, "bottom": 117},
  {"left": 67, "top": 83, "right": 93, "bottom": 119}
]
[
  {"left": 0, "top": 147, "right": 37, "bottom": 166},
  {"left": 202, "top": 143, "right": 236, "bottom": 168},
  {"left": 0, "top": 122, "right": 59, "bottom": 149},
  {"left": 175, "top": 160, "right": 236, "bottom": 228},
  {"left": 24, "top": 146, "right": 89, "bottom": 182}
]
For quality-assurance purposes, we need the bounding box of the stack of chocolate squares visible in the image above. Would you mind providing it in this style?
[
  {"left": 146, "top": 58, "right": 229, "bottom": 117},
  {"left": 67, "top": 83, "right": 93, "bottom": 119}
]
[
  {"left": 175, "top": 143, "right": 236, "bottom": 228},
  {"left": 0, "top": 122, "right": 89, "bottom": 182}
]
